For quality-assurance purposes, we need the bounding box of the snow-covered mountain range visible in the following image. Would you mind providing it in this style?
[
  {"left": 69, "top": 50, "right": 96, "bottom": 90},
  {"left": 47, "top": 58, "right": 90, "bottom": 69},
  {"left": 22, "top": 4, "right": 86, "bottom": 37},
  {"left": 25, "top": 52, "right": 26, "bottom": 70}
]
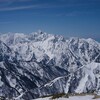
[{"left": 0, "top": 31, "right": 100, "bottom": 100}]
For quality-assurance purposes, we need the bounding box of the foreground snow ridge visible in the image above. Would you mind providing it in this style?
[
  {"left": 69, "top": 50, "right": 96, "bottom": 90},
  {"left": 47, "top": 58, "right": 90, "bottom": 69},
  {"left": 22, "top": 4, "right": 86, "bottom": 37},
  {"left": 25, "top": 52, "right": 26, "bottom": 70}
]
[
  {"left": 0, "top": 31, "right": 100, "bottom": 99},
  {"left": 34, "top": 95, "right": 100, "bottom": 100}
]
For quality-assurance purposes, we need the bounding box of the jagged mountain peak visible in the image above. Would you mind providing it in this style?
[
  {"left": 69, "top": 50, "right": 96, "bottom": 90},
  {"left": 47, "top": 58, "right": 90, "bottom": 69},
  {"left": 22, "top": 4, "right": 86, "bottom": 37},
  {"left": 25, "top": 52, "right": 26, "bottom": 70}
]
[
  {"left": 0, "top": 32, "right": 99, "bottom": 45},
  {"left": 0, "top": 32, "right": 100, "bottom": 62}
]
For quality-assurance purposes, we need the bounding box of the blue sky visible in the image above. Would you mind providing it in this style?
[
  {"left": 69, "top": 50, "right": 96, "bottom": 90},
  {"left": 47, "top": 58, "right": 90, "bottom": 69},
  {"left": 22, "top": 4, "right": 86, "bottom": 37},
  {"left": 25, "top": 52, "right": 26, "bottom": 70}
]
[{"left": 0, "top": 0, "right": 100, "bottom": 41}]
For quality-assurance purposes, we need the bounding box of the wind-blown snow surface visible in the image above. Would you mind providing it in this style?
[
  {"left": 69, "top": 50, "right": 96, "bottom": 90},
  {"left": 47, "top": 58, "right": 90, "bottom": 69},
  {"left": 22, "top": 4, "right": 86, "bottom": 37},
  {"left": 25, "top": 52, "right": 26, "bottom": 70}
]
[{"left": 0, "top": 31, "right": 100, "bottom": 99}]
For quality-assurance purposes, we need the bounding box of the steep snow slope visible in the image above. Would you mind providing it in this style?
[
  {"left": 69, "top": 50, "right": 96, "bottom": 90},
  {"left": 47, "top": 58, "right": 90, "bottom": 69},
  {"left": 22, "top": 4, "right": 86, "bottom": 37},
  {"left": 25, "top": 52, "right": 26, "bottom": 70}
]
[{"left": 0, "top": 31, "right": 100, "bottom": 99}]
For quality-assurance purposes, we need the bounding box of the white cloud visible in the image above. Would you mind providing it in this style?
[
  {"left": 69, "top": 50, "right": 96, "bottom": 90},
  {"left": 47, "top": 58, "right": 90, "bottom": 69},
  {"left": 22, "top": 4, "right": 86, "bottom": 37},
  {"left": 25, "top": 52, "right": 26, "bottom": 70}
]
[
  {"left": 0, "top": 5, "right": 36, "bottom": 11},
  {"left": 0, "top": 0, "right": 32, "bottom": 2}
]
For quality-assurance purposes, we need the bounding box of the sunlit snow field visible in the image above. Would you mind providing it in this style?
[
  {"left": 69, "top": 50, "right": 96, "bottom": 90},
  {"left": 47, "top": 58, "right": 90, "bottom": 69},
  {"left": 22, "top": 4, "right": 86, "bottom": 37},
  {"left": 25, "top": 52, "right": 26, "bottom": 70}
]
[{"left": 33, "top": 95, "right": 100, "bottom": 100}]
